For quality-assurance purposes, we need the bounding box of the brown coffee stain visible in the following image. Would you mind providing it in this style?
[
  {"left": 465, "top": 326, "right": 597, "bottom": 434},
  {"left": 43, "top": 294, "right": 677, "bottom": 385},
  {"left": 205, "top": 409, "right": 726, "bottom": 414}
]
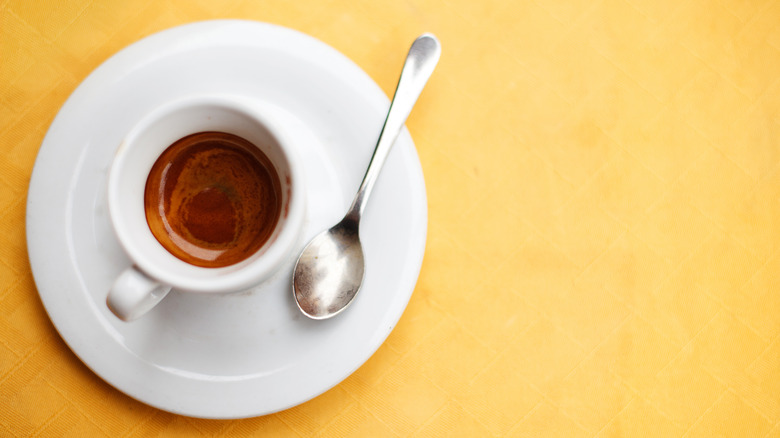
[{"left": 144, "top": 132, "right": 282, "bottom": 268}]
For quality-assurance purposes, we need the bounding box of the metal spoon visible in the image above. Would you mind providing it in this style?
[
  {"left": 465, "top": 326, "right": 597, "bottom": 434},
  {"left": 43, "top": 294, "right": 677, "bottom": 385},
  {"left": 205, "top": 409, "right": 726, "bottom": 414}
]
[{"left": 293, "top": 33, "right": 441, "bottom": 319}]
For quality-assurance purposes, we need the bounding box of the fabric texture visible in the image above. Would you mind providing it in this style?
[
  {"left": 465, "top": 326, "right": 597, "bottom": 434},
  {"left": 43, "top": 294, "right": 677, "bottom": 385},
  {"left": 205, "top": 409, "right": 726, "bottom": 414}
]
[{"left": 1, "top": 0, "right": 779, "bottom": 436}]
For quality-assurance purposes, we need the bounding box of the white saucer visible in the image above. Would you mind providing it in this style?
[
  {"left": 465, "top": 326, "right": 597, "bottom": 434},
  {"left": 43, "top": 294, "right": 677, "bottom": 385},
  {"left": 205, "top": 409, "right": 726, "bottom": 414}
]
[{"left": 26, "top": 20, "right": 427, "bottom": 419}]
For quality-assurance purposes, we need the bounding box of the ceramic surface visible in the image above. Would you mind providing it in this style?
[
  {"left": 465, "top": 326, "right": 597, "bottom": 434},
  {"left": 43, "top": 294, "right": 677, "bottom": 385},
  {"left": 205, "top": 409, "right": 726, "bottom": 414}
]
[{"left": 26, "top": 20, "right": 427, "bottom": 419}]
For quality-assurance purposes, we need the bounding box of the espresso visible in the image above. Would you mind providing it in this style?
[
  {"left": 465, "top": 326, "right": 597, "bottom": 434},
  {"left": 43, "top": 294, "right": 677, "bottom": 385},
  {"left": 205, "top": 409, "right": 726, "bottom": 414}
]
[{"left": 144, "top": 132, "right": 281, "bottom": 268}]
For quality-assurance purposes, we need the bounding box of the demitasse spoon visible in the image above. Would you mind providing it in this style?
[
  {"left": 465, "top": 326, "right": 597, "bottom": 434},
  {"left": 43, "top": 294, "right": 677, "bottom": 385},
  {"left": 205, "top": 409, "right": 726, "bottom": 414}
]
[{"left": 293, "top": 33, "right": 441, "bottom": 319}]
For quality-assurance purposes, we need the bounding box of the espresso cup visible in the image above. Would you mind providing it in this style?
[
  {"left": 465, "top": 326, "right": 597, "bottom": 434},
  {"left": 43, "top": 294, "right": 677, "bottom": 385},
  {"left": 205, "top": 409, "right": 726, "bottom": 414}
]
[{"left": 106, "top": 95, "right": 306, "bottom": 321}]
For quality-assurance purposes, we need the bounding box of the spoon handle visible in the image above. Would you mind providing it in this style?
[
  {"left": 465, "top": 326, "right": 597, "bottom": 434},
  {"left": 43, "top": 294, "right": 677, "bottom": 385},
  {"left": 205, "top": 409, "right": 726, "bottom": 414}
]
[{"left": 345, "top": 33, "right": 441, "bottom": 222}]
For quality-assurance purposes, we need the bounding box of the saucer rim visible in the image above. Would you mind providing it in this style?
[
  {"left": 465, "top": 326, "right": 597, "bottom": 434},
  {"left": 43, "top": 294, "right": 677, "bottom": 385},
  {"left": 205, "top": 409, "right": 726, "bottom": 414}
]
[{"left": 26, "top": 19, "right": 428, "bottom": 419}]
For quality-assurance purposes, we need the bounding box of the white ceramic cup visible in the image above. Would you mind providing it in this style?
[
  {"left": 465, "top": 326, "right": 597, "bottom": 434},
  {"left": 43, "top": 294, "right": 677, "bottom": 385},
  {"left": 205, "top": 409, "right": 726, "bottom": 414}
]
[{"left": 106, "top": 95, "right": 306, "bottom": 321}]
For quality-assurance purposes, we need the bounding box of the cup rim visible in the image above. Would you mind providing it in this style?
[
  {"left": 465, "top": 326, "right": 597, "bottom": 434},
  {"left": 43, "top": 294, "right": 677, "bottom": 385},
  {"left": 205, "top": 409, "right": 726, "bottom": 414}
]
[{"left": 107, "top": 94, "right": 306, "bottom": 293}]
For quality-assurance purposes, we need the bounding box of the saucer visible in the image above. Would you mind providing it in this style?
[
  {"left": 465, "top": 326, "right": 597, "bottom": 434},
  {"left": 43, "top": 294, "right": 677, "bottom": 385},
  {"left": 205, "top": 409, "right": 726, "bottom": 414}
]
[{"left": 26, "top": 20, "right": 427, "bottom": 419}]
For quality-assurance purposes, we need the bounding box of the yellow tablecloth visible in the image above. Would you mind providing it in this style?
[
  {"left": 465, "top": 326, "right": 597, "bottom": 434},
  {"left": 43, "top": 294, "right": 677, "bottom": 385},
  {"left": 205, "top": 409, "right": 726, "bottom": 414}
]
[{"left": 2, "top": 0, "right": 779, "bottom": 436}]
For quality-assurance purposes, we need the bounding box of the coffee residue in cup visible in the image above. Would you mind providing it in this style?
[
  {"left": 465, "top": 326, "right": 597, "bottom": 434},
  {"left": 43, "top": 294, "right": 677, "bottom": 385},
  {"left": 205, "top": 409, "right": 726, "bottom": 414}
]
[{"left": 144, "top": 131, "right": 282, "bottom": 268}]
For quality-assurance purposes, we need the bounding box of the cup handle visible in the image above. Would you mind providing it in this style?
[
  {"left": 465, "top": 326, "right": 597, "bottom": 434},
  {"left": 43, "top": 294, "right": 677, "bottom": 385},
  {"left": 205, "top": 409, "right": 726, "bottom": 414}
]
[{"left": 107, "top": 267, "right": 171, "bottom": 321}]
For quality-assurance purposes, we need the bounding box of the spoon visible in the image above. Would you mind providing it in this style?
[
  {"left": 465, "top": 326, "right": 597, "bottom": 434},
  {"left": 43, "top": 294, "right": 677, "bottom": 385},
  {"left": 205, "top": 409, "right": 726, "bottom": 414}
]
[{"left": 293, "top": 33, "right": 441, "bottom": 320}]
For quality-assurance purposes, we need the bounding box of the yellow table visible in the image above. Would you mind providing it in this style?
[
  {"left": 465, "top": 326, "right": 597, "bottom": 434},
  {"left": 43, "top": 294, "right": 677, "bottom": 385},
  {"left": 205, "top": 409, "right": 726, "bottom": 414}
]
[{"left": 2, "top": 0, "right": 779, "bottom": 436}]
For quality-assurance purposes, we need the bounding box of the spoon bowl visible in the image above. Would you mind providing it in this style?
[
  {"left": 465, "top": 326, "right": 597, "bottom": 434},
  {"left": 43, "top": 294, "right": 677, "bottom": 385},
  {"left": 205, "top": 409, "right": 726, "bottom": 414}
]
[{"left": 293, "top": 217, "right": 363, "bottom": 319}]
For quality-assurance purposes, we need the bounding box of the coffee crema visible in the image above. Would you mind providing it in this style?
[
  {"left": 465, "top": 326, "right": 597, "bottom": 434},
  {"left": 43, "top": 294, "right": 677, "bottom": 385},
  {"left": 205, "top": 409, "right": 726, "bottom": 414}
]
[{"left": 144, "top": 131, "right": 282, "bottom": 268}]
